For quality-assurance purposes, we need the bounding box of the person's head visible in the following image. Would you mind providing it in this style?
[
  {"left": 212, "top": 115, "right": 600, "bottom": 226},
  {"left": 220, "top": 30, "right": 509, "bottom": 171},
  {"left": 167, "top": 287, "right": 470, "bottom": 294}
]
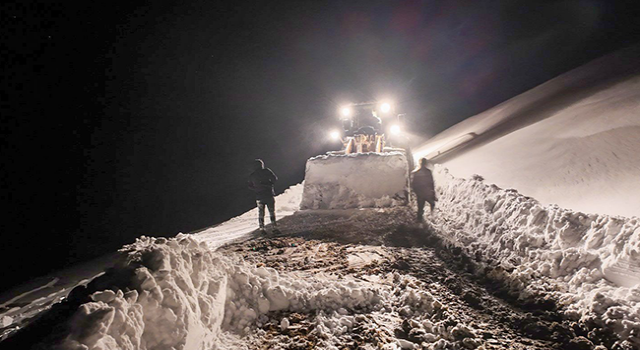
[
  {"left": 253, "top": 159, "right": 265, "bottom": 171},
  {"left": 419, "top": 158, "right": 428, "bottom": 168}
]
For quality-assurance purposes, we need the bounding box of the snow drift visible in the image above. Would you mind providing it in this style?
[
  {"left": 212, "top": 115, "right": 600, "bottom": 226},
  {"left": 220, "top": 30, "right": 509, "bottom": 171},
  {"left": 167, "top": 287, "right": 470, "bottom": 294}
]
[
  {"left": 50, "top": 235, "right": 385, "bottom": 350},
  {"left": 432, "top": 166, "right": 640, "bottom": 348},
  {"left": 300, "top": 152, "right": 409, "bottom": 209}
]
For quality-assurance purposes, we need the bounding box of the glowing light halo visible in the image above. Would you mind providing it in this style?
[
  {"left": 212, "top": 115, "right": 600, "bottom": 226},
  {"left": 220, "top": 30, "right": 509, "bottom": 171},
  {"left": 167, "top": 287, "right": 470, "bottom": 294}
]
[
  {"left": 379, "top": 102, "right": 391, "bottom": 113},
  {"left": 339, "top": 106, "right": 352, "bottom": 117}
]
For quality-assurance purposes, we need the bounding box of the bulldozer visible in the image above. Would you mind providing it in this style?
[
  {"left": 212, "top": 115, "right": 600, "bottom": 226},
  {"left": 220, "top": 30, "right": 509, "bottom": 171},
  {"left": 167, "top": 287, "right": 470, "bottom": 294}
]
[
  {"left": 330, "top": 101, "right": 406, "bottom": 154},
  {"left": 300, "top": 101, "right": 412, "bottom": 210}
]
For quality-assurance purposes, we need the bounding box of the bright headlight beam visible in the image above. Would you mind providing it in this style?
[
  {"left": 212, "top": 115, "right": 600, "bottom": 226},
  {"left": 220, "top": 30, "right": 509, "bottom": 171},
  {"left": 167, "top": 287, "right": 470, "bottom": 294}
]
[
  {"left": 340, "top": 106, "right": 352, "bottom": 117},
  {"left": 380, "top": 102, "right": 391, "bottom": 113},
  {"left": 390, "top": 124, "right": 401, "bottom": 135},
  {"left": 329, "top": 130, "right": 341, "bottom": 140}
]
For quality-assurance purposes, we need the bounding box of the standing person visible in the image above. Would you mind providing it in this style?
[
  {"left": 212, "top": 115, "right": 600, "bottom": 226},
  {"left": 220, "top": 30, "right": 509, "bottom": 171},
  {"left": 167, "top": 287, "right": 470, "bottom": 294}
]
[
  {"left": 248, "top": 159, "right": 278, "bottom": 232},
  {"left": 411, "top": 158, "right": 436, "bottom": 222}
]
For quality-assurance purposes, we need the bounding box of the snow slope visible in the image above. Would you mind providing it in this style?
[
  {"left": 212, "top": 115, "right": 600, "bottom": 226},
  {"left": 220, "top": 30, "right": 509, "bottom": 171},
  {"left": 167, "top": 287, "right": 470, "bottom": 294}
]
[{"left": 414, "top": 44, "right": 640, "bottom": 218}]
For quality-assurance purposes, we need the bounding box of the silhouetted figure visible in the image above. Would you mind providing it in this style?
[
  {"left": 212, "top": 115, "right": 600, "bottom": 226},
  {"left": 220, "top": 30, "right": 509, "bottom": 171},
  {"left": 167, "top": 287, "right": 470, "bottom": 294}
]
[
  {"left": 356, "top": 110, "right": 381, "bottom": 133},
  {"left": 344, "top": 110, "right": 382, "bottom": 136},
  {"left": 411, "top": 158, "right": 436, "bottom": 221},
  {"left": 248, "top": 159, "right": 278, "bottom": 231}
]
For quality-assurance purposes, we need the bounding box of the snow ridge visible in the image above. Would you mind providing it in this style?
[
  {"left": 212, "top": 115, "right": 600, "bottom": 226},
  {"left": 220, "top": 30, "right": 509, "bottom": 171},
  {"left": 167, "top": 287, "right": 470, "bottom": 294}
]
[
  {"left": 432, "top": 166, "right": 640, "bottom": 348},
  {"left": 54, "top": 235, "right": 385, "bottom": 350},
  {"left": 60, "top": 236, "right": 226, "bottom": 350}
]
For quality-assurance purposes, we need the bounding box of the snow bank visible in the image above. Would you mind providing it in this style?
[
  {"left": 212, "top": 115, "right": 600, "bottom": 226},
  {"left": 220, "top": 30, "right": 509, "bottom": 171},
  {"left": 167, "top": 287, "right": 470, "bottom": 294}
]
[
  {"left": 53, "top": 234, "right": 384, "bottom": 350},
  {"left": 432, "top": 166, "right": 640, "bottom": 347},
  {"left": 58, "top": 236, "right": 226, "bottom": 350},
  {"left": 300, "top": 152, "right": 409, "bottom": 209}
]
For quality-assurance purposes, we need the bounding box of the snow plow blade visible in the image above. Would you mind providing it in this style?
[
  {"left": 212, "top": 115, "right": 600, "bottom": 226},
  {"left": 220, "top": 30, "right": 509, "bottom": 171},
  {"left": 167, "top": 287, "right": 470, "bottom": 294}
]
[{"left": 300, "top": 151, "right": 410, "bottom": 209}]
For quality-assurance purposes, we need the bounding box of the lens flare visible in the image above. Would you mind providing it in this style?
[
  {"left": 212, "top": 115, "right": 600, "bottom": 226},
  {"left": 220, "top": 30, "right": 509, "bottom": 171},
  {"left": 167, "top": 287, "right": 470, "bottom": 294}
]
[
  {"left": 390, "top": 124, "right": 401, "bottom": 135},
  {"left": 329, "top": 130, "right": 341, "bottom": 140}
]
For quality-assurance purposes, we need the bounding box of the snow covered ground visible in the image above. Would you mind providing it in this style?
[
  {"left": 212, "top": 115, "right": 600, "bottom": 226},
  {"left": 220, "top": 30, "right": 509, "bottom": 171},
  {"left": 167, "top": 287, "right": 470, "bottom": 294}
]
[
  {"left": 0, "top": 185, "right": 303, "bottom": 344},
  {"left": 5, "top": 170, "right": 639, "bottom": 349},
  {"left": 3, "top": 46, "right": 640, "bottom": 349},
  {"left": 194, "top": 184, "right": 304, "bottom": 249}
]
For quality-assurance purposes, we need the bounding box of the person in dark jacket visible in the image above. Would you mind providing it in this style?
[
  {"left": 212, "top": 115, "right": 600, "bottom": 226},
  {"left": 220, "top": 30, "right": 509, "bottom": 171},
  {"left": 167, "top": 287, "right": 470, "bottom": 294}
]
[
  {"left": 411, "top": 158, "right": 436, "bottom": 222},
  {"left": 248, "top": 159, "right": 278, "bottom": 231}
]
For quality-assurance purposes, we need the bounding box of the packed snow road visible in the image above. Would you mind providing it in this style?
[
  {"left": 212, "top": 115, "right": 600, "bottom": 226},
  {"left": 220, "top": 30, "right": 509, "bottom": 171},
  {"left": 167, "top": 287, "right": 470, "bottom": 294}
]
[{"left": 217, "top": 207, "right": 607, "bottom": 349}]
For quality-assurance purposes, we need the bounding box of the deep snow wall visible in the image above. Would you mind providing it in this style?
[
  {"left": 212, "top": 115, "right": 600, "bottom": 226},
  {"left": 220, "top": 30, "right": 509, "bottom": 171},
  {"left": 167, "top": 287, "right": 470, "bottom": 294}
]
[
  {"left": 300, "top": 152, "right": 409, "bottom": 209},
  {"left": 432, "top": 166, "right": 640, "bottom": 347}
]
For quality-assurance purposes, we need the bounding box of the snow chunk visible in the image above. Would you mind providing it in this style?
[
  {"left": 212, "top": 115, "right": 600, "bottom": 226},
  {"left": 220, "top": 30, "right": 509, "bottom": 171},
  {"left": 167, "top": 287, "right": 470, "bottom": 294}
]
[
  {"left": 90, "top": 290, "right": 116, "bottom": 303},
  {"left": 1, "top": 316, "right": 13, "bottom": 327},
  {"left": 280, "top": 317, "right": 289, "bottom": 331}
]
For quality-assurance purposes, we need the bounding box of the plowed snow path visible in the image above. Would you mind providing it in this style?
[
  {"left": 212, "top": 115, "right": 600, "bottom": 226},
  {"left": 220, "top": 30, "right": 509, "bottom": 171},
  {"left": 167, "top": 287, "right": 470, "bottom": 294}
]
[{"left": 217, "top": 208, "right": 607, "bottom": 349}]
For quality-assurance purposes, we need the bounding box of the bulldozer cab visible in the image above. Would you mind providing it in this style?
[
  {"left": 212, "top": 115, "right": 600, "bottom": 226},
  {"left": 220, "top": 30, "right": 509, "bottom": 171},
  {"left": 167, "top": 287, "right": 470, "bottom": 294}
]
[
  {"left": 335, "top": 101, "right": 400, "bottom": 154},
  {"left": 339, "top": 102, "right": 382, "bottom": 137},
  {"left": 342, "top": 107, "right": 381, "bottom": 137}
]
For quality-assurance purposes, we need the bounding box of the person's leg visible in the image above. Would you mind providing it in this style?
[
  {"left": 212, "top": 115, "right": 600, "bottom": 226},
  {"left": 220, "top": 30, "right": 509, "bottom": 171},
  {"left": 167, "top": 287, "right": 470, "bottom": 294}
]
[
  {"left": 257, "top": 200, "right": 266, "bottom": 229},
  {"left": 266, "top": 197, "right": 276, "bottom": 225},
  {"left": 428, "top": 199, "right": 435, "bottom": 215},
  {"left": 416, "top": 197, "right": 425, "bottom": 222}
]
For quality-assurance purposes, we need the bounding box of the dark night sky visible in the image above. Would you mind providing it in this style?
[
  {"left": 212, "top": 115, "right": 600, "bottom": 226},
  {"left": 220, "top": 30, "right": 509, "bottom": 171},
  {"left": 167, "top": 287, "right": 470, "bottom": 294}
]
[{"left": 2, "top": 0, "right": 640, "bottom": 288}]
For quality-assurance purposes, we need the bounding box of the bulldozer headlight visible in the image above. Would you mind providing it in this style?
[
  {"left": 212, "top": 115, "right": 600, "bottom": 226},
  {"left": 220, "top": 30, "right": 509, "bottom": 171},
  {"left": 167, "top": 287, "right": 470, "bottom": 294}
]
[
  {"left": 390, "top": 124, "right": 401, "bottom": 135},
  {"left": 379, "top": 102, "right": 391, "bottom": 113},
  {"left": 340, "top": 106, "right": 352, "bottom": 117},
  {"left": 329, "top": 130, "right": 341, "bottom": 141}
]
